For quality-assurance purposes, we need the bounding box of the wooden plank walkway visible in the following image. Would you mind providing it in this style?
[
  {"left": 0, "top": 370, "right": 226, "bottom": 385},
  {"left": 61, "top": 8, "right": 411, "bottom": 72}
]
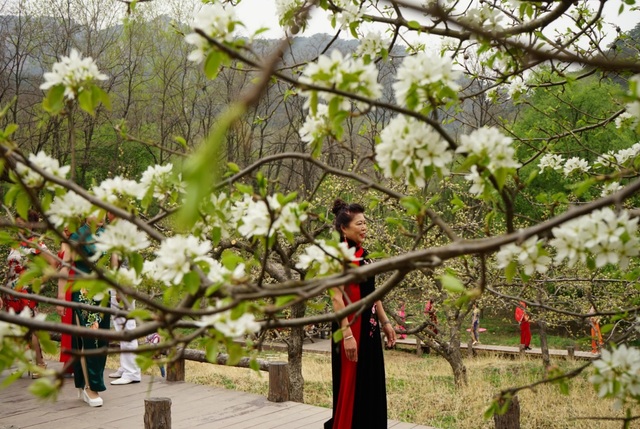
[
  {"left": 394, "top": 337, "right": 600, "bottom": 360},
  {"left": 0, "top": 362, "right": 435, "bottom": 429}
]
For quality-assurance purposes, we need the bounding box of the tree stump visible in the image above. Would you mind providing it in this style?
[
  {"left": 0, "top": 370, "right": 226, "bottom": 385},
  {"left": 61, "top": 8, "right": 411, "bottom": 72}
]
[
  {"left": 416, "top": 338, "right": 423, "bottom": 357},
  {"left": 166, "top": 358, "right": 185, "bottom": 382},
  {"left": 144, "top": 397, "right": 171, "bottom": 429},
  {"left": 268, "top": 361, "right": 289, "bottom": 402},
  {"left": 494, "top": 395, "right": 520, "bottom": 429}
]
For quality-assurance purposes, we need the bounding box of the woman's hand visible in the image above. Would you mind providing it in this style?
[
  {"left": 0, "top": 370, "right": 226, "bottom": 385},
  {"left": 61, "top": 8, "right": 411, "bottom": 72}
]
[
  {"left": 343, "top": 335, "right": 358, "bottom": 362},
  {"left": 383, "top": 322, "right": 396, "bottom": 348},
  {"left": 56, "top": 305, "right": 66, "bottom": 317}
]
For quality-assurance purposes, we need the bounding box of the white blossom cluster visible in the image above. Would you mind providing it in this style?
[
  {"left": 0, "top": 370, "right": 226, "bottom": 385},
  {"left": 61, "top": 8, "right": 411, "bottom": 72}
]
[
  {"left": 139, "top": 163, "right": 182, "bottom": 202},
  {"left": 507, "top": 76, "right": 528, "bottom": 100},
  {"left": 596, "top": 143, "right": 640, "bottom": 169},
  {"left": 355, "top": 31, "right": 389, "bottom": 63},
  {"left": 590, "top": 344, "right": 640, "bottom": 409},
  {"left": 92, "top": 176, "right": 146, "bottom": 205},
  {"left": 275, "top": 0, "right": 306, "bottom": 29},
  {"left": 196, "top": 302, "right": 261, "bottom": 337},
  {"left": 0, "top": 307, "right": 39, "bottom": 342},
  {"left": 461, "top": 4, "right": 505, "bottom": 32},
  {"left": 300, "top": 49, "right": 382, "bottom": 112},
  {"left": 537, "top": 153, "right": 564, "bottom": 172},
  {"left": 235, "top": 195, "right": 307, "bottom": 239},
  {"left": 295, "top": 239, "right": 358, "bottom": 277},
  {"left": 47, "top": 191, "right": 98, "bottom": 227},
  {"left": 623, "top": 75, "right": 640, "bottom": 128},
  {"left": 194, "top": 193, "right": 234, "bottom": 242},
  {"left": 40, "top": 49, "right": 108, "bottom": 100},
  {"left": 143, "top": 234, "right": 213, "bottom": 286},
  {"left": 550, "top": 208, "right": 640, "bottom": 269},
  {"left": 94, "top": 220, "right": 151, "bottom": 256},
  {"left": 15, "top": 151, "right": 71, "bottom": 190},
  {"left": 457, "top": 127, "right": 521, "bottom": 189},
  {"left": 393, "top": 52, "right": 460, "bottom": 109},
  {"left": 495, "top": 235, "right": 551, "bottom": 276},
  {"left": 185, "top": 3, "right": 238, "bottom": 63},
  {"left": 376, "top": 115, "right": 452, "bottom": 187},
  {"left": 563, "top": 157, "right": 591, "bottom": 176},
  {"left": 329, "top": 0, "right": 365, "bottom": 32},
  {"left": 615, "top": 112, "right": 634, "bottom": 129},
  {"left": 299, "top": 104, "right": 331, "bottom": 144}
]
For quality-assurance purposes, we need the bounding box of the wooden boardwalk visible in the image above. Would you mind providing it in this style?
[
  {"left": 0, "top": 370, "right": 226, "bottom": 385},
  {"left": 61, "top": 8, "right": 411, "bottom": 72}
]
[
  {"left": 395, "top": 337, "right": 600, "bottom": 360},
  {"left": 0, "top": 362, "right": 434, "bottom": 429}
]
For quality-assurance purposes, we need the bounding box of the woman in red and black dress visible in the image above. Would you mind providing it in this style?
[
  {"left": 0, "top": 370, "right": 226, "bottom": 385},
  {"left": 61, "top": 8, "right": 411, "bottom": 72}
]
[
  {"left": 325, "top": 199, "right": 396, "bottom": 429},
  {"left": 55, "top": 226, "right": 74, "bottom": 376}
]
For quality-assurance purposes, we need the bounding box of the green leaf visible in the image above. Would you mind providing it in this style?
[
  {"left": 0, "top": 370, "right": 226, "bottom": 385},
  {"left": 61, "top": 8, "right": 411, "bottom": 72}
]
[
  {"left": 3, "top": 123, "right": 18, "bottom": 137},
  {"left": 407, "top": 20, "right": 421, "bottom": 30},
  {"left": 173, "top": 136, "right": 187, "bottom": 149},
  {"left": 227, "top": 162, "right": 240, "bottom": 173},
  {"left": 205, "top": 339, "right": 219, "bottom": 363},
  {"left": 36, "top": 332, "right": 58, "bottom": 355},
  {"left": 183, "top": 270, "right": 201, "bottom": 295},
  {"left": 42, "top": 85, "right": 66, "bottom": 114},
  {"left": 78, "top": 89, "right": 95, "bottom": 115},
  {"left": 204, "top": 51, "right": 226, "bottom": 80},
  {"left": 93, "top": 85, "right": 111, "bottom": 111},
  {"left": 440, "top": 274, "right": 465, "bottom": 294},
  {"left": 399, "top": 196, "right": 422, "bottom": 216},
  {"left": 127, "top": 308, "right": 152, "bottom": 320},
  {"left": 28, "top": 377, "right": 59, "bottom": 400},
  {"left": 275, "top": 295, "right": 296, "bottom": 308}
]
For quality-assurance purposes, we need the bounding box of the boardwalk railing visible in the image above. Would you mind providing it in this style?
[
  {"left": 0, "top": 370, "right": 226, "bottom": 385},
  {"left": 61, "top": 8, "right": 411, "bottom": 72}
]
[{"left": 166, "top": 348, "right": 290, "bottom": 402}]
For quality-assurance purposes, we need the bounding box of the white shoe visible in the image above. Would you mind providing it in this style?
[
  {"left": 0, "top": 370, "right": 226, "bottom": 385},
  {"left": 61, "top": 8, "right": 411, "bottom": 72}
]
[
  {"left": 110, "top": 377, "right": 140, "bottom": 385},
  {"left": 108, "top": 371, "right": 123, "bottom": 379},
  {"left": 81, "top": 388, "right": 103, "bottom": 407}
]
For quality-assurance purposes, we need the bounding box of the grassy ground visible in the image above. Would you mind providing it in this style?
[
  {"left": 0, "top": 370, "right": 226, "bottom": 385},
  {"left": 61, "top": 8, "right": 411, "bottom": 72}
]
[{"left": 172, "top": 349, "right": 637, "bottom": 429}]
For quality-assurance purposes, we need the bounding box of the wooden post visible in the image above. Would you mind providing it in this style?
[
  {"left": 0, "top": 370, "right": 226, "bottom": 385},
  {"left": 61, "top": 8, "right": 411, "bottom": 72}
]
[
  {"left": 468, "top": 339, "right": 476, "bottom": 358},
  {"left": 268, "top": 361, "right": 289, "bottom": 402},
  {"left": 166, "top": 358, "right": 185, "bottom": 382},
  {"left": 144, "top": 397, "right": 171, "bottom": 429},
  {"left": 519, "top": 344, "right": 526, "bottom": 359},
  {"left": 415, "top": 337, "right": 423, "bottom": 357},
  {"left": 566, "top": 345, "right": 575, "bottom": 360},
  {"left": 494, "top": 395, "right": 520, "bottom": 429}
]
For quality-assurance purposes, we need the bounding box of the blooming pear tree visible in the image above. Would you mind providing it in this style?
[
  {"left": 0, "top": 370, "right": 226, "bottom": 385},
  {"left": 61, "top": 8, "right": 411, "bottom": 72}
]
[{"left": 1, "top": 0, "right": 640, "bottom": 425}]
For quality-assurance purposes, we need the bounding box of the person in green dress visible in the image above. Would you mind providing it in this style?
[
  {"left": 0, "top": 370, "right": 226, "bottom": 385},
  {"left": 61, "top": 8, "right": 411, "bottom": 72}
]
[{"left": 59, "top": 216, "right": 108, "bottom": 407}]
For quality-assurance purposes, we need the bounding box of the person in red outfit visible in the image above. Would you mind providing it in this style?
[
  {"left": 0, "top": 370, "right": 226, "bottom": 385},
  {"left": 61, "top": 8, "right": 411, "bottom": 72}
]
[
  {"left": 515, "top": 301, "right": 532, "bottom": 350},
  {"left": 55, "top": 226, "right": 74, "bottom": 376},
  {"left": 324, "top": 199, "right": 396, "bottom": 429}
]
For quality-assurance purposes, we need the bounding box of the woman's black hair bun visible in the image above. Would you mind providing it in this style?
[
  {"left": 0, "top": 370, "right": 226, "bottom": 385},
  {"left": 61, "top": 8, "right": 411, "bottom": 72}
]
[{"left": 332, "top": 198, "right": 348, "bottom": 216}]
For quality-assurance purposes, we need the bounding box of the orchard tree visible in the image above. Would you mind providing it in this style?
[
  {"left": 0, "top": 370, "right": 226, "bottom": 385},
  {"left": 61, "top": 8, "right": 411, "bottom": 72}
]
[{"left": 1, "top": 0, "right": 640, "bottom": 426}]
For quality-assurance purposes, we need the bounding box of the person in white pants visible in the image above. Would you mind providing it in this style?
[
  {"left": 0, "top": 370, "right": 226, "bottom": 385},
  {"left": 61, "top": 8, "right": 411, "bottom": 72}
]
[{"left": 109, "top": 289, "right": 141, "bottom": 385}]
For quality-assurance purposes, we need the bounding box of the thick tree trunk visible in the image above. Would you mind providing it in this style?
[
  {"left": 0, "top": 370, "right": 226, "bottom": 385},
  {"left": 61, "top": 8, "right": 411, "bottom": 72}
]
[
  {"left": 442, "top": 340, "right": 468, "bottom": 387},
  {"left": 287, "top": 301, "right": 306, "bottom": 402},
  {"left": 538, "top": 318, "right": 550, "bottom": 369},
  {"left": 494, "top": 395, "right": 520, "bottom": 429}
]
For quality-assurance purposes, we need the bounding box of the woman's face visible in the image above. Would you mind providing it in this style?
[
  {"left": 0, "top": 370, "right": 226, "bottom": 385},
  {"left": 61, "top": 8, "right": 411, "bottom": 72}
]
[{"left": 341, "top": 213, "right": 367, "bottom": 245}]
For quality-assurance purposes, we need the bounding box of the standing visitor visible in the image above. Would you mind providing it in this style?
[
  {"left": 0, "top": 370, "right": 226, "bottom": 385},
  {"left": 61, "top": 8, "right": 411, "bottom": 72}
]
[
  {"left": 471, "top": 302, "right": 481, "bottom": 345},
  {"left": 55, "top": 225, "right": 74, "bottom": 377},
  {"left": 324, "top": 199, "right": 396, "bottom": 429},
  {"left": 4, "top": 212, "right": 52, "bottom": 378},
  {"left": 588, "top": 305, "right": 604, "bottom": 354},
  {"left": 59, "top": 216, "right": 109, "bottom": 407},
  {"left": 398, "top": 301, "right": 407, "bottom": 340},
  {"left": 424, "top": 298, "right": 438, "bottom": 335},
  {"left": 515, "top": 301, "right": 532, "bottom": 351},
  {"left": 106, "top": 212, "right": 141, "bottom": 385}
]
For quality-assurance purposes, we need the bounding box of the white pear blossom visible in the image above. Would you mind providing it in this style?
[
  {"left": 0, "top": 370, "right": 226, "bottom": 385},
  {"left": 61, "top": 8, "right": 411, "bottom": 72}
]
[
  {"left": 15, "top": 151, "right": 71, "bottom": 190},
  {"left": 615, "top": 111, "right": 633, "bottom": 129},
  {"left": 462, "top": 4, "right": 505, "bottom": 32},
  {"left": 40, "top": 49, "right": 108, "bottom": 100},
  {"left": 275, "top": 0, "right": 306, "bottom": 29},
  {"left": 237, "top": 196, "right": 307, "bottom": 238},
  {"left": 550, "top": 208, "right": 640, "bottom": 269},
  {"left": 496, "top": 236, "right": 550, "bottom": 276},
  {"left": 113, "top": 267, "right": 142, "bottom": 287},
  {"left": 538, "top": 153, "right": 564, "bottom": 173},
  {"left": 601, "top": 182, "right": 622, "bottom": 197},
  {"left": 457, "top": 127, "right": 521, "bottom": 173},
  {"left": 139, "top": 164, "right": 180, "bottom": 201},
  {"left": 94, "top": 220, "right": 151, "bottom": 254},
  {"left": 300, "top": 49, "right": 382, "bottom": 111},
  {"left": 238, "top": 198, "right": 271, "bottom": 238},
  {"left": 331, "top": 0, "right": 365, "bottom": 32},
  {"left": 0, "top": 307, "right": 31, "bottom": 341},
  {"left": 196, "top": 304, "right": 261, "bottom": 338},
  {"left": 563, "top": 157, "right": 591, "bottom": 176},
  {"left": 206, "top": 259, "right": 230, "bottom": 284},
  {"left": 185, "top": 3, "right": 238, "bottom": 63},
  {"left": 355, "top": 31, "right": 388, "bottom": 62},
  {"left": 149, "top": 235, "right": 213, "bottom": 286},
  {"left": 507, "top": 76, "right": 527, "bottom": 99},
  {"left": 296, "top": 240, "right": 358, "bottom": 277},
  {"left": 590, "top": 344, "right": 640, "bottom": 410},
  {"left": 46, "top": 191, "right": 96, "bottom": 227},
  {"left": 92, "top": 176, "right": 146, "bottom": 205},
  {"left": 300, "top": 104, "right": 330, "bottom": 144},
  {"left": 465, "top": 165, "right": 488, "bottom": 196},
  {"left": 376, "top": 115, "right": 452, "bottom": 187},
  {"left": 393, "top": 52, "right": 460, "bottom": 108}
]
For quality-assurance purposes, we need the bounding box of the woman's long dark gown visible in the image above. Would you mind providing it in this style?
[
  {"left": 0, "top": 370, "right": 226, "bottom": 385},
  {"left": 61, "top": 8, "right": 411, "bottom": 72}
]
[{"left": 325, "top": 243, "right": 387, "bottom": 429}]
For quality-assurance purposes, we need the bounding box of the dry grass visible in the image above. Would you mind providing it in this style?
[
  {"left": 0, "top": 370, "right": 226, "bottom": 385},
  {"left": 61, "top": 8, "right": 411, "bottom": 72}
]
[{"left": 164, "top": 350, "right": 638, "bottom": 429}]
